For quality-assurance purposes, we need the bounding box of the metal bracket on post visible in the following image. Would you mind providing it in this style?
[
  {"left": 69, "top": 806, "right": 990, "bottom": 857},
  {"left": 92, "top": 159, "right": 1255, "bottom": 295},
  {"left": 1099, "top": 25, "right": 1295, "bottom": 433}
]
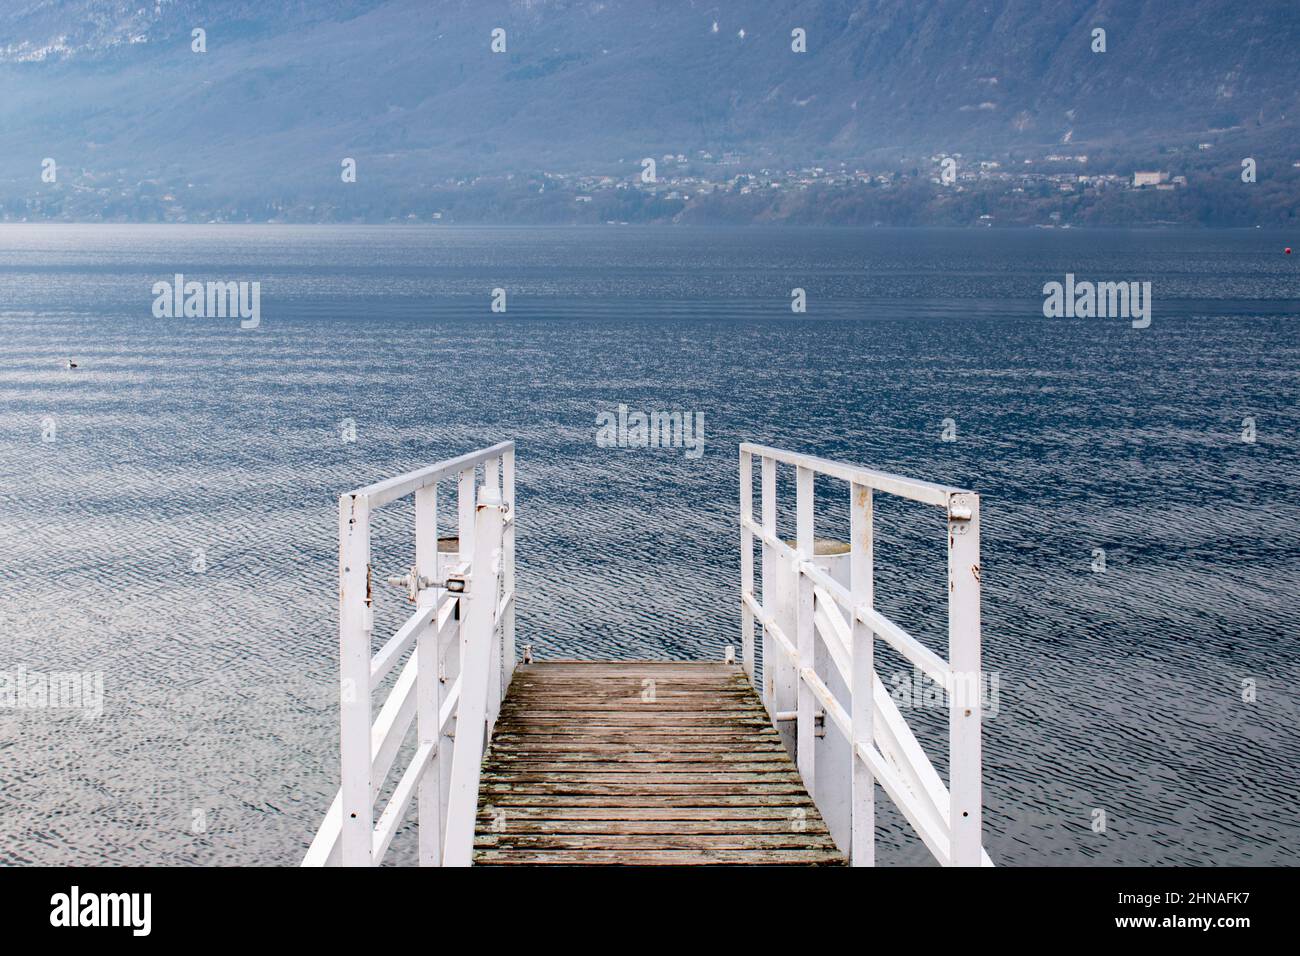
[{"left": 385, "top": 567, "right": 468, "bottom": 602}]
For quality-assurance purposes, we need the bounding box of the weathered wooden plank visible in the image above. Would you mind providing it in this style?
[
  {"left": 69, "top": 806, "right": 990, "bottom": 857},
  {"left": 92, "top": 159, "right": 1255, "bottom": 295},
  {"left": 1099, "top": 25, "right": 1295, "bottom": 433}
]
[
  {"left": 494, "top": 715, "right": 772, "bottom": 726},
  {"left": 507, "top": 673, "right": 749, "bottom": 681},
  {"left": 506, "top": 675, "right": 751, "bottom": 684},
  {"left": 508, "top": 667, "right": 738, "bottom": 679},
  {"left": 490, "top": 724, "right": 779, "bottom": 735},
  {"left": 480, "top": 784, "right": 811, "bottom": 797},
  {"left": 480, "top": 794, "right": 818, "bottom": 807},
  {"left": 475, "top": 833, "right": 839, "bottom": 851},
  {"left": 473, "top": 819, "right": 831, "bottom": 835},
  {"left": 500, "top": 704, "right": 759, "bottom": 712},
  {"left": 476, "top": 805, "right": 815, "bottom": 821},
  {"left": 506, "top": 686, "right": 749, "bottom": 693},
  {"left": 491, "top": 723, "right": 781, "bottom": 733},
  {"left": 488, "top": 751, "right": 791, "bottom": 763},
  {"left": 499, "top": 702, "right": 759, "bottom": 712},
  {"left": 488, "top": 760, "right": 793, "bottom": 772},
  {"left": 487, "top": 751, "right": 789, "bottom": 761},
  {"left": 503, "top": 687, "right": 755, "bottom": 696},
  {"left": 501, "top": 685, "right": 755, "bottom": 695},
  {"left": 485, "top": 740, "right": 789, "bottom": 753},
  {"left": 482, "top": 771, "right": 804, "bottom": 785},
  {"left": 499, "top": 701, "right": 765, "bottom": 711},
  {"left": 472, "top": 849, "right": 842, "bottom": 865}
]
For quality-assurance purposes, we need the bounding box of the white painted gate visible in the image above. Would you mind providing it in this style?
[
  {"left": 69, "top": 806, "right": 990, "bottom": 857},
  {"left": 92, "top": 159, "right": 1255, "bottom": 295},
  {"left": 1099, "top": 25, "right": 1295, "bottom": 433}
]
[
  {"left": 739, "top": 443, "right": 992, "bottom": 867},
  {"left": 303, "top": 442, "right": 516, "bottom": 866}
]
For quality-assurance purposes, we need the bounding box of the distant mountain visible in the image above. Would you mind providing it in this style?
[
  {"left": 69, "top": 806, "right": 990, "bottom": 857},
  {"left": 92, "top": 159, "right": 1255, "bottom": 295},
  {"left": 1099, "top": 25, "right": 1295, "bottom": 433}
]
[{"left": 0, "top": 0, "right": 1297, "bottom": 222}]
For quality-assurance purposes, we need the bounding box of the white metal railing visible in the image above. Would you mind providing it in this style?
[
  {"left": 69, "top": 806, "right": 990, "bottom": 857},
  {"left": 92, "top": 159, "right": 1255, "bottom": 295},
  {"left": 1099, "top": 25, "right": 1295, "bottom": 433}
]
[
  {"left": 303, "top": 442, "right": 516, "bottom": 866},
  {"left": 739, "top": 443, "right": 991, "bottom": 867}
]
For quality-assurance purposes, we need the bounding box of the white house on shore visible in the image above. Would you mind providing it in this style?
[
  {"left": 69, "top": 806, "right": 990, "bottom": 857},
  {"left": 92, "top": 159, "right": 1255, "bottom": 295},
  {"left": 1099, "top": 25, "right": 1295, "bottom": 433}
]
[{"left": 1133, "top": 170, "right": 1170, "bottom": 187}]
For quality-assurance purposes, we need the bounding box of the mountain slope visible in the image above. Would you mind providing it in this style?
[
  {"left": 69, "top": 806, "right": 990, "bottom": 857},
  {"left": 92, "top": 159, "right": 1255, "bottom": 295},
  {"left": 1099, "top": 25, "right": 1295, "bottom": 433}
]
[{"left": 0, "top": 0, "right": 1296, "bottom": 219}]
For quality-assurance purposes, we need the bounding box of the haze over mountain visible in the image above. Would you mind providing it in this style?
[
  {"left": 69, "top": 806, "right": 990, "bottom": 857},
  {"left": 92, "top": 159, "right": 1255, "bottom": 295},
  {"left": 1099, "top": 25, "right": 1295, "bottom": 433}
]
[{"left": 1, "top": 0, "right": 1297, "bottom": 223}]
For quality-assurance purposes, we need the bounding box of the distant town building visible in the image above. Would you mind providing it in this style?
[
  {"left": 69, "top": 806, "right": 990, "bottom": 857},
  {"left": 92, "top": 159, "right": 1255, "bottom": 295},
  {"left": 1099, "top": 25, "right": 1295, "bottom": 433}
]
[{"left": 1133, "top": 171, "right": 1170, "bottom": 187}]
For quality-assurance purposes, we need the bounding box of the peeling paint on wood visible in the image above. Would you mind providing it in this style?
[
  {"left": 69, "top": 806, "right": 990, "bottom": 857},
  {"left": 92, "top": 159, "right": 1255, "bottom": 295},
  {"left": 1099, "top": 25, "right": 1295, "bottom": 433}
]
[{"left": 473, "top": 662, "right": 844, "bottom": 865}]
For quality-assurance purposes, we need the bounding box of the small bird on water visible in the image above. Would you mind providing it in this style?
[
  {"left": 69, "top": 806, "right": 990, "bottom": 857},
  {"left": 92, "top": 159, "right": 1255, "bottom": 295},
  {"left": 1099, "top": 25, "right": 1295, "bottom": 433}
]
[{"left": 66, "top": 358, "right": 78, "bottom": 368}]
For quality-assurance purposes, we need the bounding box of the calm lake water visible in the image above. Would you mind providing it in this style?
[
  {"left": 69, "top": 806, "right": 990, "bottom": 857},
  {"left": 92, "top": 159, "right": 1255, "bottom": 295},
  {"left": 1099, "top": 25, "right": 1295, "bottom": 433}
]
[{"left": 1, "top": 224, "right": 1297, "bottom": 866}]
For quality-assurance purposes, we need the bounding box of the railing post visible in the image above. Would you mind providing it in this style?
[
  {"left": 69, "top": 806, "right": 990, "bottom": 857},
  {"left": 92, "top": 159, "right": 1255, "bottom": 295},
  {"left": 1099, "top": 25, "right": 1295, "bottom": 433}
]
[
  {"left": 457, "top": 467, "right": 476, "bottom": 563},
  {"left": 759, "top": 457, "right": 780, "bottom": 717},
  {"left": 947, "top": 492, "right": 982, "bottom": 866},
  {"left": 443, "top": 485, "right": 506, "bottom": 866},
  {"left": 795, "top": 465, "right": 815, "bottom": 795},
  {"left": 414, "top": 482, "right": 442, "bottom": 866},
  {"left": 501, "top": 448, "right": 516, "bottom": 693},
  {"left": 849, "top": 482, "right": 874, "bottom": 867},
  {"left": 739, "top": 449, "right": 754, "bottom": 682},
  {"left": 436, "top": 559, "right": 460, "bottom": 849},
  {"left": 449, "top": 466, "right": 476, "bottom": 853},
  {"left": 338, "top": 493, "right": 373, "bottom": 866},
  {"left": 485, "top": 469, "right": 503, "bottom": 735}
]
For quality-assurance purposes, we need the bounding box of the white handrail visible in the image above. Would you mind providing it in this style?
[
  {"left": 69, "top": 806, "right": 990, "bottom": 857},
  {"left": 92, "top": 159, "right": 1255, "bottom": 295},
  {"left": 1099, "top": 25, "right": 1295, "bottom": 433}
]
[
  {"left": 741, "top": 514, "right": 955, "bottom": 692},
  {"left": 303, "top": 443, "right": 517, "bottom": 867},
  {"left": 351, "top": 441, "right": 514, "bottom": 509},
  {"left": 739, "top": 444, "right": 989, "bottom": 867},
  {"left": 739, "top": 442, "right": 966, "bottom": 509},
  {"left": 370, "top": 602, "right": 439, "bottom": 690}
]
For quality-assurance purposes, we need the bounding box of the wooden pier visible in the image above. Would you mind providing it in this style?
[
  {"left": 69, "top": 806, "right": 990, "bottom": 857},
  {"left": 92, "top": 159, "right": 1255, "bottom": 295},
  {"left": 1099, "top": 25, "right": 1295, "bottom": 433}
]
[
  {"left": 304, "top": 441, "right": 989, "bottom": 867},
  {"left": 473, "top": 662, "right": 842, "bottom": 865}
]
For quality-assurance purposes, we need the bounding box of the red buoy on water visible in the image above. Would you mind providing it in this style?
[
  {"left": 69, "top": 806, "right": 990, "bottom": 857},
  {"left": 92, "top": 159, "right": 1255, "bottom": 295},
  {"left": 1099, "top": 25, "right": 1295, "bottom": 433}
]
[{"left": 1287, "top": 247, "right": 1293, "bottom": 255}]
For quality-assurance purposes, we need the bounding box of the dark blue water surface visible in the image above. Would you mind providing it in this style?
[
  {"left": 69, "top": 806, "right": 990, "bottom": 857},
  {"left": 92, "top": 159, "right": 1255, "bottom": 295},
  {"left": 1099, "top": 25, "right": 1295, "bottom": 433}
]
[{"left": 1, "top": 224, "right": 1297, "bottom": 865}]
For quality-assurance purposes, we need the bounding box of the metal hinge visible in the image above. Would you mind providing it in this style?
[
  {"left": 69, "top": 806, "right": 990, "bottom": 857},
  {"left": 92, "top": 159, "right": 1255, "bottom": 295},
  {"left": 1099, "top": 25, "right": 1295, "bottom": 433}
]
[
  {"left": 384, "top": 566, "right": 468, "bottom": 603},
  {"left": 948, "top": 492, "right": 975, "bottom": 533}
]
